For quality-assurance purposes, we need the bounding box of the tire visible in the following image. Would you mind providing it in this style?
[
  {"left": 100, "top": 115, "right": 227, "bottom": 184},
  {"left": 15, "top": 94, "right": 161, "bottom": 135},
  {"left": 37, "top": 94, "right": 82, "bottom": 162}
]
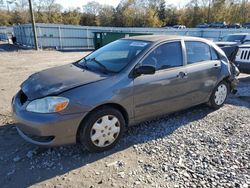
[
  {"left": 209, "top": 81, "right": 229, "bottom": 109},
  {"left": 78, "top": 107, "right": 125, "bottom": 152}
]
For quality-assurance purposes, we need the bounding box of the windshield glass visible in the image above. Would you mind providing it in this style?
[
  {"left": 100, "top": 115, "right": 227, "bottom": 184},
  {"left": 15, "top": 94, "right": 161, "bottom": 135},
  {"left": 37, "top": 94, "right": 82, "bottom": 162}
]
[
  {"left": 222, "top": 35, "right": 245, "bottom": 42},
  {"left": 78, "top": 39, "right": 151, "bottom": 73}
]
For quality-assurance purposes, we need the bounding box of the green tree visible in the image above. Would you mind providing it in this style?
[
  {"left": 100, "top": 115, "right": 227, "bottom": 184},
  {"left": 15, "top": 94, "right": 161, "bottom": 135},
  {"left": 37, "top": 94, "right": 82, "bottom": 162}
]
[
  {"left": 80, "top": 13, "right": 96, "bottom": 26},
  {"left": 113, "top": 5, "right": 124, "bottom": 27},
  {"left": 82, "top": 1, "right": 101, "bottom": 15},
  {"left": 158, "top": 0, "right": 166, "bottom": 24},
  {"left": 211, "top": 0, "right": 226, "bottom": 22},
  {"left": 11, "top": 10, "right": 29, "bottom": 24},
  {"left": 0, "top": 0, "right": 250, "bottom": 28},
  {"left": 165, "top": 5, "right": 179, "bottom": 26},
  {"left": 146, "top": 8, "right": 162, "bottom": 27},
  {"left": 62, "top": 8, "right": 81, "bottom": 25},
  {"left": 0, "top": 10, "right": 11, "bottom": 25},
  {"left": 97, "top": 5, "right": 115, "bottom": 26}
]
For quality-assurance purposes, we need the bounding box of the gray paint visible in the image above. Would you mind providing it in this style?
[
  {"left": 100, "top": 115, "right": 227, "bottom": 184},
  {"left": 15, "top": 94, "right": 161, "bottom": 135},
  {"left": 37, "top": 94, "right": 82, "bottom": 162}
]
[
  {"left": 21, "top": 64, "right": 108, "bottom": 100},
  {"left": 12, "top": 35, "right": 236, "bottom": 147}
]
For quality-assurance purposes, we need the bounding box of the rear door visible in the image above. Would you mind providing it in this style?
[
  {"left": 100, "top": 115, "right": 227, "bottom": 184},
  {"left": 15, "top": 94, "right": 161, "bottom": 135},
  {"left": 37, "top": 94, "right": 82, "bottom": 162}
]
[
  {"left": 183, "top": 41, "right": 221, "bottom": 105},
  {"left": 133, "top": 41, "right": 191, "bottom": 121}
]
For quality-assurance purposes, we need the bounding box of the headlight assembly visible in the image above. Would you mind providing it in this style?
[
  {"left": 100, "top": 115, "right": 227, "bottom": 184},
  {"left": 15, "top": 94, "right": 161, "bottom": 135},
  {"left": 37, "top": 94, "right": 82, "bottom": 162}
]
[{"left": 26, "top": 96, "right": 69, "bottom": 113}]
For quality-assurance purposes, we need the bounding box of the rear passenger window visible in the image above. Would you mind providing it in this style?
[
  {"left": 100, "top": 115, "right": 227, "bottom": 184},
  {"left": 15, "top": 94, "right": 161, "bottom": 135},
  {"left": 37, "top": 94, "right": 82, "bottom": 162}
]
[
  {"left": 211, "top": 47, "right": 220, "bottom": 60},
  {"left": 185, "top": 41, "right": 211, "bottom": 64},
  {"left": 142, "top": 42, "right": 183, "bottom": 70}
]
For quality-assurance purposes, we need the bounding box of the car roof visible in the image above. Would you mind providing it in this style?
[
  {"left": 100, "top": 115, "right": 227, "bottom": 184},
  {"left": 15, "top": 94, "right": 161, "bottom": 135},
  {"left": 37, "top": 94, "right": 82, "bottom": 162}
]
[
  {"left": 126, "top": 35, "right": 208, "bottom": 43},
  {"left": 125, "top": 35, "right": 227, "bottom": 60}
]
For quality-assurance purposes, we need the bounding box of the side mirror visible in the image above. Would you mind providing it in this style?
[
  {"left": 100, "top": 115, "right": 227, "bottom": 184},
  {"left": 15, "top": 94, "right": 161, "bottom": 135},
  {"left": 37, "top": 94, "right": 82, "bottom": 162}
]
[{"left": 134, "top": 65, "right": 156, "bottom": 76}]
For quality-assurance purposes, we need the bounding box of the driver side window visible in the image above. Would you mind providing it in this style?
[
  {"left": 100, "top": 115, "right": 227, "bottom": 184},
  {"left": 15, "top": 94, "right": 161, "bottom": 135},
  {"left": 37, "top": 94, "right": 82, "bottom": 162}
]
[{"left": 142, "top": 41, "right": 183, "bottom": 70}]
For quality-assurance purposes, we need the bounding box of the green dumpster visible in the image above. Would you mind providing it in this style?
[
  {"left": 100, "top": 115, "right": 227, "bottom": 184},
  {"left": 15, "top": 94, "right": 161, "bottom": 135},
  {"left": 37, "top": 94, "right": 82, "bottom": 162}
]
[{"left": 94, "top": 32, "right": 152, "bottom": 49}]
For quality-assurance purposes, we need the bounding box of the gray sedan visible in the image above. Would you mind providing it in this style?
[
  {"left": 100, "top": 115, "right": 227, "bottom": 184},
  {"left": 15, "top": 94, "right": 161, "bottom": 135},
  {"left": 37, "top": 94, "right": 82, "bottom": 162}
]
[{"left": 12, "top": 35, "right": 238, "bottom": 152}]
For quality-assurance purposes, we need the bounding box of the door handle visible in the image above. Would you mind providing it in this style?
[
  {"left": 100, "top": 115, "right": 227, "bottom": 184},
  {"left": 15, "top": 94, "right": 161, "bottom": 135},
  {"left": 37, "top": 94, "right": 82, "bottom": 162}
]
[
  {"left": 177, "top": 72, "right": 188, "bottom": 79},
  {"left": 214, "top": 63, "right": 219, "bottom": 69}
]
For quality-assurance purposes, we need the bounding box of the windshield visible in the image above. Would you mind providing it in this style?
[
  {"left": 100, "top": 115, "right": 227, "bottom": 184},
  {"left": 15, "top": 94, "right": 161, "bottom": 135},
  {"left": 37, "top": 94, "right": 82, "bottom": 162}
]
[
  {"left": 222, "top": 35, "right": 245, "bottom": 42},
  {"left": 78, "top": 39, "right": 151, "bottom": 73}
]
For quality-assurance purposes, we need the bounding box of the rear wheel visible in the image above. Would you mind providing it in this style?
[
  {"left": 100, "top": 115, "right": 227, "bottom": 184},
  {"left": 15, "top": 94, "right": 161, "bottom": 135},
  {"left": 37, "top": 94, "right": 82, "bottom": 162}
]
[
  {"left": 78, "top": 107, "right": 125, "bottom": 152},
  {"left": 209, "top": 81, "right": 228, "bottom": 109}
]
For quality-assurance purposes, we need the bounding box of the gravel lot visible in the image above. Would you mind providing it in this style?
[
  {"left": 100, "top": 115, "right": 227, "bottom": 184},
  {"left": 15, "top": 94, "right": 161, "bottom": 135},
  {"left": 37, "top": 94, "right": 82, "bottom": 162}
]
[{"left": 0, "top": 45, "right": 250, "bottom": 188}]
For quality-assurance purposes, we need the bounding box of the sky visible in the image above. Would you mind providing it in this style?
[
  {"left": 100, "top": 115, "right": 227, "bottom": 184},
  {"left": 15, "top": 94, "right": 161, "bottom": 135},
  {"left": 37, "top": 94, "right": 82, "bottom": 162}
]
[{"left": 57, "top": 0, "right": 188, "bottom": 10}]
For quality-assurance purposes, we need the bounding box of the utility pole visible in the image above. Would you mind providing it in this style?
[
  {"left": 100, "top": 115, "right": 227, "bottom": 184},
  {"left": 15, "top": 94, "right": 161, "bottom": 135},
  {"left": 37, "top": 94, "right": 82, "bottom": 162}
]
[
  {"left": 28, "top": 0, "right": 38, "bottom": 50},
  {"left": 207, "top": 0, "right": 211, "bottom": 23}
]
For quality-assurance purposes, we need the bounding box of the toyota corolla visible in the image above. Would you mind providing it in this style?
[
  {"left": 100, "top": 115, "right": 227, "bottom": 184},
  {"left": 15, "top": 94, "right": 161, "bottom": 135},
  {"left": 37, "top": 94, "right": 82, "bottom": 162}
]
[{"left": 12, "top": 35, "right": 238, "bottom": 152}]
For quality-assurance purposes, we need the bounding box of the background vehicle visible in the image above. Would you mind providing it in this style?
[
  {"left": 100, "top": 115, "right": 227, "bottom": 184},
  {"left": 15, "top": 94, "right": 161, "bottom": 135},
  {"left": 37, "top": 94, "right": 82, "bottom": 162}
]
[
  {"left": 216, "top": 33, "right": 250, "bottom": 47},
  {"left": 210, "top": 22, "right": 228, "bottom": 28},
  {"left": 243, "top": 22, "right": 250, "bottom": 28},
  {"left": 234, "top": 44, "right": 250, "bottom": 73},
  {"left": 172, "top": 25, "right": 186, "bottom": 29},
  {"left": 227, "top": 23, "right": 242, "bottom": 29},
  {"left": 12, "top": 35, "right": 238, "bottom": 152},
  {"left": 196, "top": 23, "right": 210, "bottom": 28},
  {"left": 220, "top": 43, "right": 249, "bottom": 74}
]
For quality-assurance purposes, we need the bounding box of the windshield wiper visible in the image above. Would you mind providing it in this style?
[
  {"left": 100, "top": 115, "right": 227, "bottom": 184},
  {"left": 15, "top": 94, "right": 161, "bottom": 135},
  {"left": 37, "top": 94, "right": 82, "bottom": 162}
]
[
  {"left": 90, "top": 58, "right": 109, "bottom": 74},
  {"left": 76, "top": 57, "right": 89, "bottom": 70}
]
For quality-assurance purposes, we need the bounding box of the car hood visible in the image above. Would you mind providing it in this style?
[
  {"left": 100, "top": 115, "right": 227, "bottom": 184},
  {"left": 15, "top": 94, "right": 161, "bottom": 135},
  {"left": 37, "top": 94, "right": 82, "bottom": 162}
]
[
  {"left": 21, "top": 63, "right": 107, "bottom": 100},
  {"left": 215, "top": 41, "right": 239, "bottom": 47},
  {"left": 238, "top": 44, "right": 250, "bottom": 48}
]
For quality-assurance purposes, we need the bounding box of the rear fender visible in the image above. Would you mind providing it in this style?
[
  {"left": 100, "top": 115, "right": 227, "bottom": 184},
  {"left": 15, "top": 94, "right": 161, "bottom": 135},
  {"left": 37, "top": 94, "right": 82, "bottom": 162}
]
[{"left": 217, "top": 60, "right": 238, "bottom": 92}]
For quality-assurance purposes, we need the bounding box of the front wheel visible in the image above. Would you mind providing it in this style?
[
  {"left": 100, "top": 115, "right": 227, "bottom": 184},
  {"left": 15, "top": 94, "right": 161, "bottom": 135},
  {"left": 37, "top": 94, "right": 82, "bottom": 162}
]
[
  {"left": 209, "top": 81, "right": 229, "bottom": 109},
  {"left": 78, "top": 107, "right": 125, "bottom": 152}
]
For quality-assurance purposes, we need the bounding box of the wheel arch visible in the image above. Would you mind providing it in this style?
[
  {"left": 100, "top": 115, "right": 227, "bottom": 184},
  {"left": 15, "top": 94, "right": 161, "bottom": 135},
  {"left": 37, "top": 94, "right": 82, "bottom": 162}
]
[
  {"left": 217, "top": 59, "right": 235, "bottom": 91},
  {"left": 76, "top": 103, "right": 129, "bottom": 143},
  {"left": 218, "top": 75, "right": 233, "bottom": 91}
]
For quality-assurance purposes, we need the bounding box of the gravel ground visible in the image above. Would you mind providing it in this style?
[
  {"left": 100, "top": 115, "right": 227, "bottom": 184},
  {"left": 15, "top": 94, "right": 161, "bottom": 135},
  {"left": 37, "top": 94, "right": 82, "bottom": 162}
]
[{"left": 0, "top": 47, "right": 249, "bottom": 188}]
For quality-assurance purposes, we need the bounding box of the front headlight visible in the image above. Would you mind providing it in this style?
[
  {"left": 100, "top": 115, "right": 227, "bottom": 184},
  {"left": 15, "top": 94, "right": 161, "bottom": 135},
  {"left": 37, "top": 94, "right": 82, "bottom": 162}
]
[
  {"left": 236, "top": 49, "right": 241, "bottom": 57},
  {"left": 26, "top": 96, "right": 69, "bottom": 113}
]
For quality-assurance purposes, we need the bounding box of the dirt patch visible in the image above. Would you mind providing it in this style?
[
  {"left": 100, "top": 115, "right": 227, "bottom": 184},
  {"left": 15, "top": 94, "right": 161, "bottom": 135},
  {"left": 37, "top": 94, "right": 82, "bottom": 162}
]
[{"left": 0, "top": 50, "right": 86, "bottom": 114}]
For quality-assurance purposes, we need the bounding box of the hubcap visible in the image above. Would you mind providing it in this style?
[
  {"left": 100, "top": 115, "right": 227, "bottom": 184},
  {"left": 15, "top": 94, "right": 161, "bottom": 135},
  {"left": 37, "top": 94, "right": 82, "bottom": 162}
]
[
  {"left": 214, "top": 84, "right": 227, "bottom": 105},
  {"left": 90, "top": 115, "right": 120, "bottom": 147}
]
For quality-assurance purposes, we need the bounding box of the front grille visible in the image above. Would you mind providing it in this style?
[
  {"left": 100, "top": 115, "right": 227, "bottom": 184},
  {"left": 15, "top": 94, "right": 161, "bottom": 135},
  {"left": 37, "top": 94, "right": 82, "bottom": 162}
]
[
  {"left": 19, "top": 90, "right": 28, "bottom": 105},
  {"left": 240, "top": 50, "right": 250, "bottom": 60},
  {"left": 236, "top": 49, "right": 250, "bottom": 62}
]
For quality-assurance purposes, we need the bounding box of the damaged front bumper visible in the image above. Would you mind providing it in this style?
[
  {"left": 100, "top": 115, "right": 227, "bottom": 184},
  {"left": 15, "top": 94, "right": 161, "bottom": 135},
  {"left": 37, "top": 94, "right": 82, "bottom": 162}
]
[{"left": 11, "top": 90, "right": 86, "bottom": 147}]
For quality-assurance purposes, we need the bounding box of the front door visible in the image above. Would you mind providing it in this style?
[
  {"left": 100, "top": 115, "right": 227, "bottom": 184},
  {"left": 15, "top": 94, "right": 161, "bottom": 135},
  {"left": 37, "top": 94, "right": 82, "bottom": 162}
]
[{"left": 133, "top": 41, "right": 190, "bottom": 122}]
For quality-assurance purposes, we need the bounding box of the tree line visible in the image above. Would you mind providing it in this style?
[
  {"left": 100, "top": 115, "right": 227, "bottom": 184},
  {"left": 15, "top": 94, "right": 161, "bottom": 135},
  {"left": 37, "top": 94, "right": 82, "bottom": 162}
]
[{"left": 0, "top": 0, "right": 249, "bottom": 27}]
